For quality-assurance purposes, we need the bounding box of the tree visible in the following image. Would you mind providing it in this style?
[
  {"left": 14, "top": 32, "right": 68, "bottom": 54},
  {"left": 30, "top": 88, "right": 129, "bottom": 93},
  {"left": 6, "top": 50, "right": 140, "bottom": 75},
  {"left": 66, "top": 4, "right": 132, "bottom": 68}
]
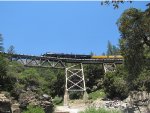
[
  {"left": 84, "top": 64, "right": 104, "bottom": 92},
  {"left": 107, "top": 41, "right": 113, "bottom": 55},
  {"left": 103, "top": 65, "right": 128, "bottom": 100},
  {"left": 36, "top": 68, "right": 65, "bottom": 97},
  {"left": 102, "top": 52, "right": 105, "bottom": 55},
  {"left": 106, "top": 41, "right": 120, "bottom": 55},
  {"left": 101, "top": 0, "right": 132, "bottom": 9},
  {"left": 117, "top": 7, "right": 150, "bottom": 89},
  {"left": 7, "top": 45, "right": 15, "bottom": 54},
  {"left": 0, "top": 55, "right": 7, "bottom": 90},
  {"left": 0, "top": 34, "right": 4, "bottom": 52}
]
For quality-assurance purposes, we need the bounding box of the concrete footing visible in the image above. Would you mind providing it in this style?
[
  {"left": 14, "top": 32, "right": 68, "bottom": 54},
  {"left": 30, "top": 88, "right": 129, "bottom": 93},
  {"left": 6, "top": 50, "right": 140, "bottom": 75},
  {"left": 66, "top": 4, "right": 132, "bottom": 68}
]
[
  {"left": 64, "top": 91, "right": 69, "bottom": 106},
  {"left": 83, "top": 91, "right": 88, "bottom": 102}
]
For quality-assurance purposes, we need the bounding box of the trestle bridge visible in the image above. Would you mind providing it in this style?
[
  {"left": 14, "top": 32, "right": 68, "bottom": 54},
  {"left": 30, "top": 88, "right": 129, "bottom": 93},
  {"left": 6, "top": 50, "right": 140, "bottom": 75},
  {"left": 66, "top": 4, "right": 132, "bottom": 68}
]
[{"left": 1, "top": 52, "right": 123, "bottom": 105}]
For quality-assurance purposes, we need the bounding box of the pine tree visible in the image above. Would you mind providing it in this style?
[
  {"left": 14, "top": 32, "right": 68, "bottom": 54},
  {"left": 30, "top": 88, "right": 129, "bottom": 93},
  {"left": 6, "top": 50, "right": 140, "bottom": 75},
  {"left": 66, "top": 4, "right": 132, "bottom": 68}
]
[
  {"left": 0, "top": 34, "right": 4, "bottom": 52},
  {"left": 7, "top": 45, "right": 15, "bottom": 54},
  {"left": 106, "top": 41, "right": 120, "bottom": 55},
  {"left": 107, "top": 41, "right": 113, "bottom": 55}
]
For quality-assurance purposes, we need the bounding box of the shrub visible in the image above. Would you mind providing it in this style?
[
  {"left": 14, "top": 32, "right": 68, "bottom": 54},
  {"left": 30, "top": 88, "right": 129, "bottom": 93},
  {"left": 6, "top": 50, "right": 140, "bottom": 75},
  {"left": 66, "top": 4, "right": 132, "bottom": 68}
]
[
  {"left": 88, "top": 89, "right": 105, "bottom": 100},
  {"left": 84, "top": 64, "right": 104, "bottom": 93},
  {"left": 80, "top": 107, "right": 122, "bottom": 113},
  {"left": 133, "top": 69, "right": 150, "bottom": 91},
  {"left": 53, "top": 96, "right": 63, "bottom": 105},
  {"left": 11, "top": 83, "right": 25, "bottom": 99},
  {"left": 22, "top": 105, "right": 44, "bottom": 113},
  {"left": 103, "top": 65, "right": 129, "bottom": 100},
  {"left": 69, "top": 92, "right": 82, "bottom": 99}
]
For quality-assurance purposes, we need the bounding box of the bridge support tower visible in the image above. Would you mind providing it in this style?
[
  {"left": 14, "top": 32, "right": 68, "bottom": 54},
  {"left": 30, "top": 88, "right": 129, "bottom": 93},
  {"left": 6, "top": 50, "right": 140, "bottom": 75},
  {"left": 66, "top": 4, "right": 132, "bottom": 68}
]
[
  {"left": 64, "top": 63, "right": 87, "bottom": 106},
  {"left": 103, "top": 63, "right": 116, "bottom": 73}
]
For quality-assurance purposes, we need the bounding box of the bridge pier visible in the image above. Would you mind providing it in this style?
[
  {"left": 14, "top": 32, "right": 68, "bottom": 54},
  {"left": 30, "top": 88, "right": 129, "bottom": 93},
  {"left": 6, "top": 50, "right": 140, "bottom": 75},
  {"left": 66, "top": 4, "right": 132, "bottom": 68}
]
[
  {"left": 63, "top": 63, "right": 87, "bottom": 106},
  {"left": 103, "top": 63, "right": 116, "bottom": 73}
]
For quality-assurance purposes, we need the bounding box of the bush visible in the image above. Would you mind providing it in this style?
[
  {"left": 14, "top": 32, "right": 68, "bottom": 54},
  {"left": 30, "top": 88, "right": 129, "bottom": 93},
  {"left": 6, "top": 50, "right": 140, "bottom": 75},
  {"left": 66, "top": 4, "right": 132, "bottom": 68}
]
[
  {"left": 0, "top": 55, "right": 8, "bottom": 90},
  {"left": 11, "top": 83, "right": 25, "bottom": 99},
  {"left": 103, "top": 65, "right": 129, "bottom": 100},
  {"left": 69, "top": 92, "right": 83, "bottom": 99},
  {"left": 88, "top": 89, "right": 105, "bottom": 100},
  {"left": 53, "top": 96, "right": 63, "bottom": 105},
  {"left": 84, "top": 64, "right": 104, "bottom": 93},
  {"left": 133, "top": 69, "right": 150, "bottom": 91},
  {"left": 80, "top": 107, "right": 122, "bottom": 113},
  {"left": 22, "top": 105, "right": 44, "bottom": 113}
]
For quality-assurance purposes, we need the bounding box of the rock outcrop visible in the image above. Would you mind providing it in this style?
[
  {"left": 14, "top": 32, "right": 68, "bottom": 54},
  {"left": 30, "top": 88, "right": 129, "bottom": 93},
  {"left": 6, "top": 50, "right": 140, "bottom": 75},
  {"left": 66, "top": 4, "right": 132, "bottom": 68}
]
[
  {"left": 11, "top": 103, "right": 20, "bottom": 113},
  {"left": 19, "top": 90, "right": 54, "bottom": 113},
  {"left": 40, "top": 94, "right": 54, "bottom": 113},
  {"left": 124, "top": 91, "right": 150, "bottom": 113},
  {"left": 0, "top": 93, "right": 12, "bottom": 113}
]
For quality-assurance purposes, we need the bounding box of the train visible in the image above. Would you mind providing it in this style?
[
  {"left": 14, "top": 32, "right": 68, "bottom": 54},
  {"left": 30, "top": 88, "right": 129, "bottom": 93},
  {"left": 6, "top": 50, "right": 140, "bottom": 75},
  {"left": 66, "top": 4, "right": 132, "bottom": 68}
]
[{"left": 42, "top": 52, "right": 123, "bottom": 59}]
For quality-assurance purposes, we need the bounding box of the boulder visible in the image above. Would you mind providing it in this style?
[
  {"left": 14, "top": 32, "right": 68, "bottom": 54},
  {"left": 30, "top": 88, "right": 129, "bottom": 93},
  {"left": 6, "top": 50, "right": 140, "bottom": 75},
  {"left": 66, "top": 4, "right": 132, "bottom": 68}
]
[
  {"left": 124, "top": 91, "right": 150, "bottom": 113},
  {"left": 40, "top": 94, "right": 54, "bottom": 113},
  {"left": 0, "top": 93, "right": 12, "bottom": 113},
  {"left": 19, "top": 90, "right": 40, "bottom": 109},
  {"left": 11, "top": 103, "right": 20, "bottom": 113}
]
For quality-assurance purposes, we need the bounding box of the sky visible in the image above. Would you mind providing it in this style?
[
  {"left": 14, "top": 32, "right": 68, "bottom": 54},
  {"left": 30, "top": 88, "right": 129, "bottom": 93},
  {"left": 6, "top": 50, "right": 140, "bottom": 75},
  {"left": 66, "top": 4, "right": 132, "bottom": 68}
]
[{"left": 0, "top": 1, "right": 149, "bottom": 55}]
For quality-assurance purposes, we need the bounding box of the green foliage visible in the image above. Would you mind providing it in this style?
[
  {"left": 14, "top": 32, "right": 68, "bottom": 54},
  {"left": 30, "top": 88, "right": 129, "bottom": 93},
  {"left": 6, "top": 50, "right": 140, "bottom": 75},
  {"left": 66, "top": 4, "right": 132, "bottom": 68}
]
[
  {"left": 0, "top": 55, "right": 7, "bottom": 79},
  {"left": 103, "top": 65, "right": 129, "bottom": 100},
  {"left": 19, "top": 68, "right": 47, "bottom": 88},
  {"left": 11, "top": 83, "right": 25, "bottom": 99},
  {"left": 144, "top": 45, "right": 150, "bottom": 59},
  {"left": 22, "top": 105, "right": 44, "bottom": 113},
  {"left": 53, "top": 96, "right": 63, "bottom": 105},
  {"left": 0, "top": 34, "right": 4, "bottom": 52},
  {"left": 20, "top": 68, "right": 40, "bottom": 84},
  {"left": 1, "top": 58, "right": 65, "bottom": 99},
  {"left": 117, "top": 7, "right": 150, "bottom": 90},
  {"left": 84, "top": 64, "right": 104, "bottom": 93},
  {"left": 0, "top": 55, "right": 8, "bottom": 90},
  {"left": 134, "top": 69, "right": 150, "bottom": 92},
  {"left": 7, "top": 61, "right": 25, "bottom": 79},
  {"left": 101, "top": 1, "right": 132, "bottom": 9},
  {"left": 88, "top": 89, "right": 105, "bottom": 100},
  {"left": 80, "top": 107, "right": 122, "bottom": 113},
  {"left": 69, "top": 92, "right": 83, "bottom": 99},
  {"left": 52, "top": 69, "right": 65, "bottom": 97},
  {"left": 37, "top": 68, "right": 65, "bottom": 97}
]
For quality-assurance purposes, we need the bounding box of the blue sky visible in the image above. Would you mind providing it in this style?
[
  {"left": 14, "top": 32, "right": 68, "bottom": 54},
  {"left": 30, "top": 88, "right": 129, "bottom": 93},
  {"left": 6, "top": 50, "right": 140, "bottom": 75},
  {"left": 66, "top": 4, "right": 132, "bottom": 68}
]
[{"left": 0, "top": 1, "right": 149, "bottom": 55}]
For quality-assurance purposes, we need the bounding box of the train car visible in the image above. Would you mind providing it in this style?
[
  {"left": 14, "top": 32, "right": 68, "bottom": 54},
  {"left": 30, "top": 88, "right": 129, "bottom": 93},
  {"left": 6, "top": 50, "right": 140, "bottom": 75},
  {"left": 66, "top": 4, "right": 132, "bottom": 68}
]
[
  {"left": 74, "top": 54, "right": 91, "bottom": 59},
  {"left": 91, "top": 55, "right": 123, "bottom": 59},
  {"left": 42, "top": 52, "right": 59, "bottom": 57}
]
